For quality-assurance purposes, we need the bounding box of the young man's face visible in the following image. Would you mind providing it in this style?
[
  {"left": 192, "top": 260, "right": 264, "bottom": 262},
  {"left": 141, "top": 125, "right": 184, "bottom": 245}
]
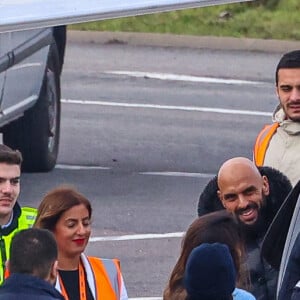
[
  {"left": 0, "top": 163, "right": 20, "bottom": 225},
  {"left": 276, "top": 68, "right": 300, "bottom": 121}
]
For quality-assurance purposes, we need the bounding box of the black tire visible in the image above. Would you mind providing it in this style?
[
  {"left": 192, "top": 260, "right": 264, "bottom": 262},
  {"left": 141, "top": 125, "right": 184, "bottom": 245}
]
[{"left": 3, "top": 41, "right": 61, "bottom": 172}]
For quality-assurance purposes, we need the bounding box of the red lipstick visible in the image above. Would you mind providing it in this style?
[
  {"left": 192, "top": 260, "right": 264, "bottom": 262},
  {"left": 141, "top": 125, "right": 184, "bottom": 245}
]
[{"left": 73, "top": 238, "right": 85, "bottom": 245}]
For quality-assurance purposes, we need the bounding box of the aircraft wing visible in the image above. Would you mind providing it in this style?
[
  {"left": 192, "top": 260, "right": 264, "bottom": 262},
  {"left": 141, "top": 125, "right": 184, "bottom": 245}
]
[{"left": 0, "top": 0, "right": 251, "bottom": 33}]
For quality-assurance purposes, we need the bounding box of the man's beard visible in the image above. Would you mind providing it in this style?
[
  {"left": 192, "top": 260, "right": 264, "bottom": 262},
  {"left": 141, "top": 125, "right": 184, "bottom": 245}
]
[{"left": 236, "top": 199, "right": 269, "bottom": 239}]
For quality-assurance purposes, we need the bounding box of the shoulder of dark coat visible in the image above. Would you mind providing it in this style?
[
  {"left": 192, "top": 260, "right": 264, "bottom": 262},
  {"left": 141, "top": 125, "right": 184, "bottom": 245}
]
[
  {"left": 291, "top": 287, "right": 300, "bottom": 300},
  {"left": 197, "top": 175, "right": 223, "bottom": 216},
  {"left": 259, "top": 166, "right": 292, "bottom": 216},
  {"left": 197, "top": 166, "right": 292, "bottom": 217}
]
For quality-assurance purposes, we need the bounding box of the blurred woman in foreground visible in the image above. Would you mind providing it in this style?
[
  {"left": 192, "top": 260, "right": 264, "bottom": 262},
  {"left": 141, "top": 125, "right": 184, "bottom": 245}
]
[
  {"left": 35, "top": 186, "right": 128, "bottom": 300},
  {"left": 163, "top": 210, "right": 254, "bottom": 300}
]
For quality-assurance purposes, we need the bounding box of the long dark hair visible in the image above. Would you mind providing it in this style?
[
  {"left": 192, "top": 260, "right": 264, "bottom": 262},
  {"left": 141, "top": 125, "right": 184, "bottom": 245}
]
[{"left": 163, "top": 210, "right": 250, "bottom": 300}]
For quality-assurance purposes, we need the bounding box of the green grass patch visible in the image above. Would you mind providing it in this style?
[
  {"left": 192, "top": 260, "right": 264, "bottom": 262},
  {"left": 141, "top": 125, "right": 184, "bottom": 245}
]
[{"left": 69, "top": 0, "right": 300, "bottom": 40}]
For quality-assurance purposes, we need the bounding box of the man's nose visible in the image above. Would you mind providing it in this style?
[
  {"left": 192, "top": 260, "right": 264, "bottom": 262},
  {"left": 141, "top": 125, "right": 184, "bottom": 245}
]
[
  {"left": 1, "top": 181, "right": 12, "bottom": 193},
  {"left": 237, "top": 194, "right": 249, "bottom": 207},
  {"left": 290, "top": 87, "right": 300, "bottom": 101}
]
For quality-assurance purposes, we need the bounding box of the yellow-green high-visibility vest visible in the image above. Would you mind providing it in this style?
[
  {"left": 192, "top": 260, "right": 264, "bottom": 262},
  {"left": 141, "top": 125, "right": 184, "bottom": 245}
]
[{"left": 0, "top": 206, "right": 37, "bottom": 284}]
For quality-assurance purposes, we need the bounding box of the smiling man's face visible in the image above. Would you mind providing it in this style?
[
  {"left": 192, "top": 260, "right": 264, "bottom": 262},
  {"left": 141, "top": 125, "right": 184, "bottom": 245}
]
[{"left": 217, "top": 158, "right": 269, "bottom": 227}]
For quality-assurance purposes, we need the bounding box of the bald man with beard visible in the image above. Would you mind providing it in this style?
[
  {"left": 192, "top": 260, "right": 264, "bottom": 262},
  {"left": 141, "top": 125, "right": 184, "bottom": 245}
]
[{"left": 198, "top": 157, "right": 292, "bottom": 300}]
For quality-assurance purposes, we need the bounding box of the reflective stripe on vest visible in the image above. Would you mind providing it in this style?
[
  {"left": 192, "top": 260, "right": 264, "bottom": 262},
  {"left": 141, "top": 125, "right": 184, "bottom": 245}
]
[
  {"left": 0, "top": 206, "right": 37, "bottom": 284},
  {"left": 87, "top": 257, "right": 122, "bottom": 300},
  {"left": 20, "top": 207, "right": 37, "bottom": 227},
  {"left": 253, "top": 123, "right": 279, "bottom": 166},
  {"left": 101, "top": 258, "right": 121, "bottom": 299}
]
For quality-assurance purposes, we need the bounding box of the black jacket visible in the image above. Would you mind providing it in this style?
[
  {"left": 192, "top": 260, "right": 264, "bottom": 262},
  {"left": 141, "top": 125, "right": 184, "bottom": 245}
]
[
  {"left": 0, "top": 273, "right": 64, "bottom": 300},
  {"left": 197, "top": 166, "right": 292, "bottom": 300},
  {"left": 292, "top": 287, "right": 300, "bottom": 300}
]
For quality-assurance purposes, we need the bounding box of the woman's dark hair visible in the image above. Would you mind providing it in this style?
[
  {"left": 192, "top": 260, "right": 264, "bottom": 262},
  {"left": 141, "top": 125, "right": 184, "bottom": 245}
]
[
  {"left": 163, "top": 210, "right": 249, "bottom": 300},
  {"left": 34, "top": 185, "right": 92, "bottom": 232}
]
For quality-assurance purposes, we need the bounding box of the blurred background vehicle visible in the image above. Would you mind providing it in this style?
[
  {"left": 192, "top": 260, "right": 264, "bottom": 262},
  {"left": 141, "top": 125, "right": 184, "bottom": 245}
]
[{"left": 0, "top": 26, "right": 66, "bottom": 172}]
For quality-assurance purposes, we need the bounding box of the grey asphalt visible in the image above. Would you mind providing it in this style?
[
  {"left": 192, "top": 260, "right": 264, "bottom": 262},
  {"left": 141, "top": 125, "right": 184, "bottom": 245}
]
[
  {"left": 54, "top": 31, "right": 299, "bottom": 297},
  {"left": 68, "top": 30, "right": 300, "bottom": 53}
]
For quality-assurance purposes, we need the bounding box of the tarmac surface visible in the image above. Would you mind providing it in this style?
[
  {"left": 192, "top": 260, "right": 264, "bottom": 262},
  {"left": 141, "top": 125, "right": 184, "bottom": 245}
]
[{"left": 68, "top": 30, "right": 300, "bottom": 53}]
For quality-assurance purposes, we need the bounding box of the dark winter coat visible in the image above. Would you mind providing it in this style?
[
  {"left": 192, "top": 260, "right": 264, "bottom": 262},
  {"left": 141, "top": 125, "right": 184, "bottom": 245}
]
[
  {"left": 292, "top": 287, "right": 300, "bottom": 300},
  {"left": 0, "top": 273, "right": 64, "bottom": 300},
  {"left": 197, "top": 166, "right": 292, "bottom": 300}
]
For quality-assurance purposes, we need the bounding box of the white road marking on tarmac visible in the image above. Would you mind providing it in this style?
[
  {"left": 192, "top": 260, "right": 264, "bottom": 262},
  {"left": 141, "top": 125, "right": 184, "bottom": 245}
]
[
  {"left": 55, "top": 165, "right": 214, "bottom": 178},
  {"left": 140, "top": 171, "right": 214, "bottom": 178},
  {"left": 56, "top": 164, "right": 110, "bottom": 170},
  {"left": 104, "top": 71, "right": 262, "bottom": 85},
  {"left": 90, "top": 232, "right": 184, "bottom": 242},
  {"left": 62, "top": 99, "right": 272, "bottom": 117}
]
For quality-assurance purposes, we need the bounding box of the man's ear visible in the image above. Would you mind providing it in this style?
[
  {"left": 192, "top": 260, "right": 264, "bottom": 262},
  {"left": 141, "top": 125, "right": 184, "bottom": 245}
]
[
  {"left": 275, "top": 86, "right": 279, "bottom": 99},
  {"left": 262, "top": 175, "right": 270, "bottom": 196},
  {"left": 48, "top": 260, "right": 58, "bottom": 285},
  {"left": 217, "top": 190, "right": 226, "bottom": 208}
]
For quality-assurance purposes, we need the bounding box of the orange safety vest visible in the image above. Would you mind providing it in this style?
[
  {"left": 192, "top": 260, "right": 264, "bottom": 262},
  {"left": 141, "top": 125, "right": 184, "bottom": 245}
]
[
  {"left": 253, "top": 123, "right": 279, "bottom": 166},
  {"left": 56, "top": 255, "right": 122, "bottom": 300}
]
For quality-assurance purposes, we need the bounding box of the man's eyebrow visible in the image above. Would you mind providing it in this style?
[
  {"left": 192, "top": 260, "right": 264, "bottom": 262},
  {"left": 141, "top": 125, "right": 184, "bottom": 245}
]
[
  {"left": 0, "top": 176, "right": 20, "bottom": 180},
  {"left": 243, "top": 186, "right": 257, "bottom": 193},
  {"left": 223, "top": 193, "right": 236, "bottom": 199},
  {"left": 223, "top": 185, "right": 257, "bottom": 198}
]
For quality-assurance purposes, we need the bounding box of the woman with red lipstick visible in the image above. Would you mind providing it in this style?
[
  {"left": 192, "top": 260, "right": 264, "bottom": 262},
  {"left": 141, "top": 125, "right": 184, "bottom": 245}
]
[{"left": 34, "top": 186, "right": 128, "bottom": 300}]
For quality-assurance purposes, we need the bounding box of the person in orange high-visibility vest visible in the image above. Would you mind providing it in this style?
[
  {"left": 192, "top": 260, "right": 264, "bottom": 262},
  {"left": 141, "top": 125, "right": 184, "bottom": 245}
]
[
  {"left": 34, "top": 186, "right": 128, "bottom": 300},
  {"left": 253, "top": 50, "right": 300, "bottom": 187}
]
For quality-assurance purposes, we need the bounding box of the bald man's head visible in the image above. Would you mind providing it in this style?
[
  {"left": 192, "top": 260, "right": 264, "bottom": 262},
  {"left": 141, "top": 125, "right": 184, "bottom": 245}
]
[
  {"left": 217, "top": 157, "right": 269, "bottom": 227},
  {"left": 218, "top": 157, "right": 262, "bottom": 189}
]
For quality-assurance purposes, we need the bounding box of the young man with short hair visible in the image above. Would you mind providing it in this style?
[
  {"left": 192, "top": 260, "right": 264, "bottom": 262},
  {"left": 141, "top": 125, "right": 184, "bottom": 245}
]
[
  {"left": 254, "top": 50, "right": 300, "bottom": 186},
  {"left": 0, "top": 144, "right": 37, "bottom": 284}
]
